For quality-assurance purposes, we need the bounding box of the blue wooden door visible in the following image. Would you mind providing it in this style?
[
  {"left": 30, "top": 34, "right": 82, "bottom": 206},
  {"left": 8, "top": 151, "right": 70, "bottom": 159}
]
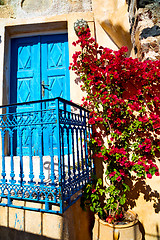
[
  {"left": 10, "top": 34, "right": 70, "bottom": 155},
  {"left": 41, "top": 35, "right": 70, "bottom": 155}
]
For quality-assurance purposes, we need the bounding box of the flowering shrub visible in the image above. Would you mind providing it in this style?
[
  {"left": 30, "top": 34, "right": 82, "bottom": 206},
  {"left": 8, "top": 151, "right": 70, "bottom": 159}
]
[{"left": 70, "top": 28, "right": 160, "bottom": 223}]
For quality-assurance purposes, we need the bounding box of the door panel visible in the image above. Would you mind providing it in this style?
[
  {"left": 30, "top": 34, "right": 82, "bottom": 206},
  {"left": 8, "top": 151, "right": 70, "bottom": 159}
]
[
  {"left": 10, "top": 34, "right": 70, "bottom": 156},
  {"left": 41, "top": 34, "right": 70, "bottom": 155},
  {"left": 11, "top": 36, "right": 41, "bottom": 106},
  {"left": 41, "top": 34, "right": 69, "bottom": 101},
  {"left": 11, "top": 37, "right": 41, "bottom": 155},
  {"left": 49, "top": 76, "right": 64, "bottom": 98}
]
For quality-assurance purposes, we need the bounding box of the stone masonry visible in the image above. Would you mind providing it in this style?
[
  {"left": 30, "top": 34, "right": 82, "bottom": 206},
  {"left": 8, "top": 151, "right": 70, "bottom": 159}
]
[{"left": 127, "top": 0, "right": 160, "bottom": 61}]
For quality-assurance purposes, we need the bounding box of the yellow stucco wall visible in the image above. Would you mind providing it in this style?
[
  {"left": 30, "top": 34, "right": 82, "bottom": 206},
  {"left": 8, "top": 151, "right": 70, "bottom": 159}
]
[
  {"left": 0, "top": 12, "right": 94, "bottom": 106},
  {"left": 132, "top": 162, "right": 160, "bottom": 240},
  {"left": 0, "top": 198, "right": 93, "bottom": 240},
  {"left": 92, "top": 0, "right": 132, "bottom": 54}
]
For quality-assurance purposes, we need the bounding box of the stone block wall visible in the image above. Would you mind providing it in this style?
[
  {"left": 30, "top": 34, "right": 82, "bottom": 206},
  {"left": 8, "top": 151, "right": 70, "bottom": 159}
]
[{"left": 128, "top": 0, "right": 160, "bottom": 60}]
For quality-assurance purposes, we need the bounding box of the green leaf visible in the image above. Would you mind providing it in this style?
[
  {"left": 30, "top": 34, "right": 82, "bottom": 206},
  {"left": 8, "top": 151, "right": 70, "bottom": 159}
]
[
  {"left": 97, "top": 178, "right": 102, "bottom": 185},
  {"left": 120, "top": 195, "right": 126, "bottom": 205},
  {"left": 90, "top": 206, "right": 94, "bottom": 212},
  {"left": 99, "top": 189, "right": 104, "bottom": 196}
]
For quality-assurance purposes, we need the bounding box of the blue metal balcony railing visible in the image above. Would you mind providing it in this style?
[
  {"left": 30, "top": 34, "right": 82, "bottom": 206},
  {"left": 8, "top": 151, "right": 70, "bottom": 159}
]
[{"left": 0, "top": 97, "right": 94, "bottom": 213}]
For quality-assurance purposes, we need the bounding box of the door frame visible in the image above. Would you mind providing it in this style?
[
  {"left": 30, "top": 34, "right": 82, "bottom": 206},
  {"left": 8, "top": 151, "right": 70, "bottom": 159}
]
[
  {"left": 2, "top": 22, "right": 69, "bottom": 152},
  {"left": 3, "top": 20, "right": 69, "bottom": 107}
]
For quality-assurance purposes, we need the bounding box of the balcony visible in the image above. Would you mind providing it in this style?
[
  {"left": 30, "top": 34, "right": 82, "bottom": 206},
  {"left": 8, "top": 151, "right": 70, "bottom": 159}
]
[{"left": 0, "top": 97, "right": 94, "bottom": 213}]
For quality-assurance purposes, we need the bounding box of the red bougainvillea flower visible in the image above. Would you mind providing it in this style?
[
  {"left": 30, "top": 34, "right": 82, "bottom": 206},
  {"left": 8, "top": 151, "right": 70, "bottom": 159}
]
[
  {"left": 109, "top": 171, "right": 116, "bottom": 177},
  {"left": 91, "top": 189, "right": 96, "bottom": 193},
  {"left": 147, "top": 173, "right": 152, "bottom": 179},
  {"left": 70, "top": 29, "right": 160, "bottom": 220},
  {"left": 106, "top": 216, "right": 114, "bottom": 224},
  {"left": 116, "top": 176, "right": 122, "bottom": 182}
]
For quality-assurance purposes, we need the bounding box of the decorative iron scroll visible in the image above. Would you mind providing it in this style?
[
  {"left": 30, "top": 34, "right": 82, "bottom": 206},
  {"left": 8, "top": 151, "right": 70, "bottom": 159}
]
[
  {"left": 0, "top": 97, "right": 94, "bottom": 213},
  {"left": 0, "top": 109, "right": 56, "bottom": 128}
]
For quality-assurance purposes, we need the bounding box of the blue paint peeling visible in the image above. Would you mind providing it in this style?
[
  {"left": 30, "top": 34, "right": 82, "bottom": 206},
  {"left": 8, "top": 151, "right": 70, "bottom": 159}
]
[
  {"left": 38, "top": 224, "right": 41, "bottom": 234},
  {"left": 14, "top": 213, "right": 23, "bottom": 230}
]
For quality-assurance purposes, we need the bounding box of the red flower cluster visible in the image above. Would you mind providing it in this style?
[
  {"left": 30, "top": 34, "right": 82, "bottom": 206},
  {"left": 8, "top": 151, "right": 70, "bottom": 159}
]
[
  {"left": 70, "top": 28, "right": 160, "bottom": 217},
  {"left": 70, "top": 29, "right": 160, "bottom": 179}
]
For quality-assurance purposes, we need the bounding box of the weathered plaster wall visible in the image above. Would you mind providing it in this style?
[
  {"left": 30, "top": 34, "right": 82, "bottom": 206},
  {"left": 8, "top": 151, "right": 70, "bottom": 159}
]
[
  {"left": 0, "top": 11, "right": 95, "bottom": 105},
  {"left": 92, "top": 0, "right": 132, "bottom": 54},
  {"left": 0, "top": 0, "right": 120, "bottom": 105},
  {"left": 0, "top": 5, "right": 14, "bottom": 18},
  {"left": 0, "top": 0, "right": 92, "bottom": 19},
  {"left": 0, "top": 198, "right": 93, "bottom": 240}
]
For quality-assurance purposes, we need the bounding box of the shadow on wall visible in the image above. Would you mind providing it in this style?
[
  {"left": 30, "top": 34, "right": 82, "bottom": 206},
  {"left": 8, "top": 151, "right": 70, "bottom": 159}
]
[
  {"left": 0, "top": 226, "right": 56, "bottom": 240},
  {"left": 126, "top": 179, "right": 160, "bottom": 240},
  {"left": 142, "top": 224, "right": 160, "bottom": 240},
  {"left": 125, "top": 178, "right": 160, "bottom": 213},
  {"left": 0, "top": 198, "right": 94, "bottom": 240},
  {"left": 94, "top": 157, "right": 160, "bottom": 240},
  {"left": 139, "top": 223, "right": 160, "bottom": 240},
  {"left": 100, "top": 22, "right": 132, "bottom": 56}
]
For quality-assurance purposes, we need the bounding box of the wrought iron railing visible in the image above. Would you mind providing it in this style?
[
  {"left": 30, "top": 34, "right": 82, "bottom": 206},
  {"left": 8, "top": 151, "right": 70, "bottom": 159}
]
[{"left": 0, "top": 97, "right": 94, "bottom": 213}]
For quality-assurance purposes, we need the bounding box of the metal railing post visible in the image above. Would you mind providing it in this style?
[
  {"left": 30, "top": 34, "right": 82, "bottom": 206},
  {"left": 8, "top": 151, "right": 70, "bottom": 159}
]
[{"left": 55, "top": 98, "right": 63, "bottom": 213}]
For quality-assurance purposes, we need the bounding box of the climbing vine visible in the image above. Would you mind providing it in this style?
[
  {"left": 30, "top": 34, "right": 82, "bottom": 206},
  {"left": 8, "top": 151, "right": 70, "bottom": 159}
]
[{"left": 70, "top": 28, "right": 160, "bottom": 223}]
